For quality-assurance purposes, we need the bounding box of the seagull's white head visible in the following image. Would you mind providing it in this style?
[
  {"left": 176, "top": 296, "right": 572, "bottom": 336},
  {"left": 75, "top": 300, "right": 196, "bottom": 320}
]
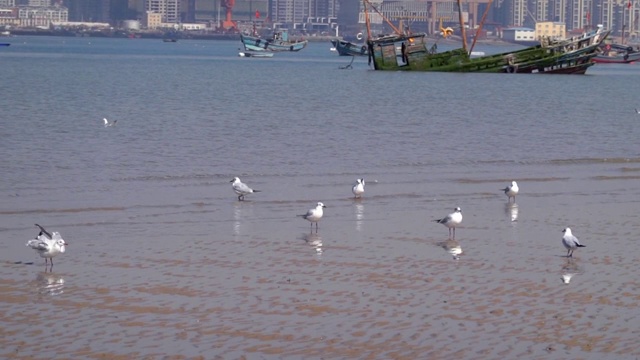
[
  {"left": 317, "top": 202, "right": 326, "bottom": 208},
  {"left": 511, "top": 181, "right": 518, "bottom": 187},
  {"left": 562, "top": 227, "right": 572, "bottom": 236},
  {"left": 55, "top": 238, "right": 67, "bottom": 253},
  {"left": 357, "top": 178, "right": 364, "bottom": 184},
  {"left": 454, "top": 207, "right": 461, "bottom": 213},
  {"left": 230, "top": 177, "right": 240, "bottom": 183}
]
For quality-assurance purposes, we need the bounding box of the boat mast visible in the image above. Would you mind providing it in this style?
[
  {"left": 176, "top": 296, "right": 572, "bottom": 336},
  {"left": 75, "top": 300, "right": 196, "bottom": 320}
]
[
  {"left": 456, "top": 0, "right": 468, "bottom": 52},
  {"left": 622, "top": 2, "right": 626, "bottom": 45},
  {"left": 217, "top": 0, "right": 221, "bottom": 30},
  {"left": 364, "top": 0, "right": 372, "bottom": 41},
  {"left": 364, "top": 0, "right": 402, "bottom": 35},
  {"left": 469, "top": 0, "right": 493, "bottom": 55}
]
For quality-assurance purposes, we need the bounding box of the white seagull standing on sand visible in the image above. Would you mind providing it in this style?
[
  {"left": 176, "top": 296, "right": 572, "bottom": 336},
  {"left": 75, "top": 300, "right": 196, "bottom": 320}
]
[
  {"left": 502, "top": 181, "right": 519, "bottom": 202},
  {"left": 434, "top": 207, "right": 463, "bottom": 238},
  {"left": 230, "top": 177, "right": 260, "bottom": 201},
  {"left": 103, "top": 118, "right": 117, "bottom": 127},
  {"left": 298, "top": 202, "right": 326, "bottom": 231},
  {"left": 26, "top": 224, "right": 68, "bottom": 267},
  {"left": 352, "top": 178, "right": 365, "bottom": 198},
  {"left": 562, "top": 227, "right": 586, "bottom": 258}
]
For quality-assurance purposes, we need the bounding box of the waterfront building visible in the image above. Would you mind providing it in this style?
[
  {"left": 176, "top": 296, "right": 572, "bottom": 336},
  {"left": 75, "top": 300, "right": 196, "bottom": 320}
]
[
  {"left": 535, "top": 21, "right": 565, "bottom": 38},
  {"left": 17, "top": 5, "right": 68, "bottom": 26}
]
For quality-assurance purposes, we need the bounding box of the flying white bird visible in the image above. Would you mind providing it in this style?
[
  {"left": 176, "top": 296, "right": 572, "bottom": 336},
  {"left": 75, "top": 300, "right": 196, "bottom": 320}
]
[
  {"left": 434, "top": 207, "right": 463, "bottom": 238},
  {"left": 298, "top": 202, "right": 326, "bottom": 231},
  {"left": 562, "top": 227, "right": 586, "bottom": 258},
  {"left": 103, "top": 118, "right": 117, "bottom": 127},
  {"left": 352, "top": 178, "right": 365, "bottom": 198},
  {"left": 230, "top": 177, "right": 260, "bottom": 201},
  {"left": 26, "top": 224, "right": 68, "bottom": 267},
  {"left": 502, "top": 181, "right": 519, "bottom": 202}
]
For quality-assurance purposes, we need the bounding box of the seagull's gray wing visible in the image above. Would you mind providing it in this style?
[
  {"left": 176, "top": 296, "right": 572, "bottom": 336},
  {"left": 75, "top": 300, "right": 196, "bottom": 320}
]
[
  {"left": 438, "top": 214, "right": 452, "bottom": 224},
  {"left": 233, "top": 182, "right": 253, "bottom": 194},
  {"left": 26, "top": 238, "right": 49, "bottom": 251}
]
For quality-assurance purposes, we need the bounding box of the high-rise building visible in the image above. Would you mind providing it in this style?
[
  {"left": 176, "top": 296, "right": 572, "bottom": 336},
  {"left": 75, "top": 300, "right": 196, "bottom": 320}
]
[
  {"left": 65, "top": 0, "right": 111, "bottom": 22},
  {"left": 145, "top": 0, "right": 179, "bottom": 23}
]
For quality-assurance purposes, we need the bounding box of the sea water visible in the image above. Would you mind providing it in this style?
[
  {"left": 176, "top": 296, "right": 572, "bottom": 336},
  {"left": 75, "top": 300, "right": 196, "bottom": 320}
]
[{"left": 1, "top": 36, "right": 640, "bottom": 359}]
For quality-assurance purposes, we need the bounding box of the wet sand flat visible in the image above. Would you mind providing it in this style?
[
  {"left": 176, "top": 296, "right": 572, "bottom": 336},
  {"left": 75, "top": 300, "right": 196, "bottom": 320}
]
[{"left": 2, "top": 166, "right": 640, "bottom": 359}]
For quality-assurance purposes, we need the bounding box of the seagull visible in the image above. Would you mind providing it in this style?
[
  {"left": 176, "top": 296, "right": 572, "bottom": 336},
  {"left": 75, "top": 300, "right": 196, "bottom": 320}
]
[
  {"left": 230, "top": 177, "right": 260, "bottom": 201},
  {"left": 434, "top": 207, "right": 462, "bottom": 238},
  {"left": 562, "top": 227, "right": 586, "bottom": 258},
  {"left": 298, "top": 202, "right": 326, "bottom": 232},
  {"left": 352, "top": 178, "right": 365, "bottom": 198},
  {"left": 502, "top": 181, "right": 519, "bottom": 202},
  {"left": 26, "top": 224, "right": 68, "bottom": 267},
  {"left": 103, "top": 118, "right": 117, "bottom": 127}
]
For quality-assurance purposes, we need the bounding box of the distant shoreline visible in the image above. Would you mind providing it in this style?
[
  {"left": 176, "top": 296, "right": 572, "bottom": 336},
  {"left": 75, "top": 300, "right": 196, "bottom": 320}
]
[{"left": 4, "top": 28, "right": 518, "bottom": 46}]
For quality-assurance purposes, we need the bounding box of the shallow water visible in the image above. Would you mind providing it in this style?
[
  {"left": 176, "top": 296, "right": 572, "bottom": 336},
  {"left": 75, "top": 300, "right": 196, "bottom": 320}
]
[{"left": 1, "top": 36, "right": 640, "bottom": 359}]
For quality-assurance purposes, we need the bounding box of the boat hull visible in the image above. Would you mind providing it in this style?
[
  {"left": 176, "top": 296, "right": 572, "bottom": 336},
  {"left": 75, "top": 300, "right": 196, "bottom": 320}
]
[{"left": 592, "top": 52, "right": 640, "bottom": 63}]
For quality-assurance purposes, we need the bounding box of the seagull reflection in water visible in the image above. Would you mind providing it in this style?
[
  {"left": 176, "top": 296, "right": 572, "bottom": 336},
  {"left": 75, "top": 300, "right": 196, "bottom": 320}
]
[
  {"left": 34, "top": 272, "right": 65, "bottom": 296},
  {"left": 561, "top": 258, "right": 581, "bottom": 284},
  {"left": 303, "top": 232, "right": 323, "bottom": 256},
  {"left": 355, "top": 203, "right": 364, "bottom": 232},
  {"left": 233, "top": 202, "right": 254, "bottom": 236},
  {"left": 505, "top": 203, "right": 519, "bottom": 222},
  {"left": 437, "top": 239, "right": 462, "bottom": 260}
]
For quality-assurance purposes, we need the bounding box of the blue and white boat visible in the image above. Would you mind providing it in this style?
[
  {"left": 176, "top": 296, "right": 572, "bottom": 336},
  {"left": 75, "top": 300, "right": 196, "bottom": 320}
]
[
  {"left": 330, "top": 39, "right": 368, "bottom": 56},
  {"left": 240, "top": 29, "right": 307, "bottom": 52}
]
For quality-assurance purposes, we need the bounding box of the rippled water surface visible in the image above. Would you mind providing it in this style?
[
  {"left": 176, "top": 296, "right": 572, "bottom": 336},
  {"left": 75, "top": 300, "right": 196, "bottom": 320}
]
[{"left": 1, "top": 36, "right": 640, "bottom": 359}]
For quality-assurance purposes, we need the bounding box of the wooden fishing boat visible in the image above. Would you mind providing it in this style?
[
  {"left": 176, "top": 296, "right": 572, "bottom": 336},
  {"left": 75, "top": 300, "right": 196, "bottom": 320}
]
[
  {"left": 362, "top": 0, "right": 609, "bottom": 74},
  {"left": 330, "top": 39, "right": 368, "bottom": 56},
  {"left": 240, "top": 29, "right": 307, "bottom": 52},
  {"left": 366, "top": 28, "right": 608, "bottom": 74},
  {"left": 592, "top": 43, "right": 640, "bottom": 63}
]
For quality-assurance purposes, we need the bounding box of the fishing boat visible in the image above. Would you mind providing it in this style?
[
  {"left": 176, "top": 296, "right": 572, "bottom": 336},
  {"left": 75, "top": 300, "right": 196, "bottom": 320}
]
[
  {"left": 240, "top": 29, "right": 308, "bottom": 52},
  {"left": 362, "top": 0, "right": 609, "bottom": 74},
  {"left": 0, "top": 43, "right": 9, "bottom": 47},
  {"left": 593, "top": 43, "right": 640, "bottom": 63},
  {"left": 330, "top": 39, "right": 368, "bottom": 56}
]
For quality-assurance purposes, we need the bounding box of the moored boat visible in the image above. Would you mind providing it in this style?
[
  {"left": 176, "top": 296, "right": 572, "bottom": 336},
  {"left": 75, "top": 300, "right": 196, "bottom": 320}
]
[
  {"left": 366, "top": 27, "right": 608, "bottom": 74},
  {"left": 240, "top": 29, "right": 307, "bottom": 52},
  {"left": 592, "top": 43, "right": 640, "bottom": 63},
  {"left": 330, "top": 39, "right": 368, "bottom": 56},
  {"left": 362, "top": 0, "right": 609, "bottom": 74}
]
